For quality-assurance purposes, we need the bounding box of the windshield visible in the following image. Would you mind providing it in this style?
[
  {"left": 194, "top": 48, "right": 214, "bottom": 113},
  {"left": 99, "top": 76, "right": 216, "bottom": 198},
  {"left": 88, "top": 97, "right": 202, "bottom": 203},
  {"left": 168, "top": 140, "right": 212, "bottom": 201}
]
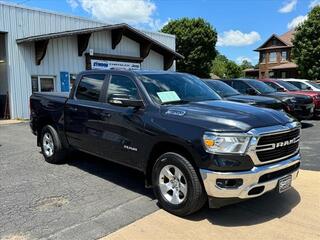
[
  {"left": 307, "top": 81, "right": 320, "bottom": 90},
  {"left": 205, "top": 80, "right": 240, "bottom": 97},
  {"left": 139, "top": 73, "right": 221, "bottom": 105},
  {"left": 248, "top": 80, "right": 277, "bottom": 94},
  {"left": 277, "top": 80, "right": 300, "bottom": 91}
]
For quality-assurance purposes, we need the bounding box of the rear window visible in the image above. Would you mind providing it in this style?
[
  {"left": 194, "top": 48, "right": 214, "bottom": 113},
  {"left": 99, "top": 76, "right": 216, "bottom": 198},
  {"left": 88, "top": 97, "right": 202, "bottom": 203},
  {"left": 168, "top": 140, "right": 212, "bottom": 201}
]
[{"left": 76, "top": 74, "right": 105, "bottom": 101}]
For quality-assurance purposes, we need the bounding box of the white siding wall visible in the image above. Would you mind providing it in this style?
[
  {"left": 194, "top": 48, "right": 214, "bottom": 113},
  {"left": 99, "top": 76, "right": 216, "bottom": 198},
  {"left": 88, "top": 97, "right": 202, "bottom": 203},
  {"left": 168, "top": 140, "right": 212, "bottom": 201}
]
[{"left": 0, "top": 2, "right": 176, "bottom": 119}]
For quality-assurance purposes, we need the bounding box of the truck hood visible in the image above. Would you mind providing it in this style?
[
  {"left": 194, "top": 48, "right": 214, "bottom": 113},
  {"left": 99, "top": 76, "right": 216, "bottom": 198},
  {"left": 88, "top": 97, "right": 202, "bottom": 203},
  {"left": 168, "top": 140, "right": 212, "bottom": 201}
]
[
  {"left": 160, "top": 100, "right": 294, "bottom": 132},
  {"left": 225, "top": 94, "right": 280, "bottom": 104},
  {"left": 262, "top": 92, "right": 313, "bottom": 104}
]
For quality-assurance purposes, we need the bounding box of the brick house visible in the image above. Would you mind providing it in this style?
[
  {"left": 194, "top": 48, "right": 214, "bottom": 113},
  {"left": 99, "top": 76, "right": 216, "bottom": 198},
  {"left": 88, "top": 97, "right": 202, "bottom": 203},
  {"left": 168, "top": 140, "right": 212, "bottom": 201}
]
[{"left": 255, "top": 30, "right": 299, "bottom": 79}]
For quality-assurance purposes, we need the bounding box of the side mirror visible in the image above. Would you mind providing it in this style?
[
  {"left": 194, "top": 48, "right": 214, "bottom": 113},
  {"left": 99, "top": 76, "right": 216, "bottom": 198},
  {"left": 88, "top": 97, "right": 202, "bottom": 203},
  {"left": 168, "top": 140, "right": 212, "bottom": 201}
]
[
  {"left": 246, "top": 88, "right": 257, "bottom": 95},
  {"left": 306, "top": 86, "right": 312, "bottom": 90},
  {"left": 108, "top": 94, "right": 144, "bottom": 108}
]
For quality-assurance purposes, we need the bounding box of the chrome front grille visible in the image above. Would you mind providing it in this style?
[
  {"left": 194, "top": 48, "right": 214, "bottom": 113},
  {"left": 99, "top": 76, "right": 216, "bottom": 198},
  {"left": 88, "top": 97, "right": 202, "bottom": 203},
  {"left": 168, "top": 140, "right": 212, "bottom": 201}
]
[
  {"left": 256, "top": 129, "right": 300, "bottom": 162},
  {"left": 246, "top": 123, "right": 301, "bottom": 165}
]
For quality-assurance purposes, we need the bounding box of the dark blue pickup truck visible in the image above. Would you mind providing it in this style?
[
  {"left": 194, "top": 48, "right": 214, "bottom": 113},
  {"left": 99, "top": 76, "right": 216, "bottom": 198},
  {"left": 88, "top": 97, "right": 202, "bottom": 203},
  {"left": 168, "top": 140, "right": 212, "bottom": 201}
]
[{"left": 30, "top": 70, "right": 301, "bottom": 216}]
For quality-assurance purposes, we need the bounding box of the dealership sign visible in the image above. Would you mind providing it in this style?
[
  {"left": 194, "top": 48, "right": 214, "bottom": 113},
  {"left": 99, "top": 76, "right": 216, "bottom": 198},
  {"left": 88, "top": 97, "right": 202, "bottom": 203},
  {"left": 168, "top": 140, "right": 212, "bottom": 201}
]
[{"left": 91, "top": 59, "right": 141, "bottom": 70}]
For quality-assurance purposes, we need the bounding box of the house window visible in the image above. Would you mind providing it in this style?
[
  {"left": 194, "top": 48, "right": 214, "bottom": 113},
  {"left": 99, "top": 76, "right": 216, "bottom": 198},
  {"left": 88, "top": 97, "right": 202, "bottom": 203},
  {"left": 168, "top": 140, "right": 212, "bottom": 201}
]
[
  {"left": 281, "top": 51, "right": 288, "bottom": 62},
  {"left": 260, "top": 53, "right": 266, "bottom": 63},
  {"left": 269, "top": 71, "right": 275, "bottom": 78},
  {"left": 281, "top": 71, "right": 287, "bottom": 78},
  {"left": 272, "top": 39, "right": 277, "bottom": 45},
  {"left": 269, "top": 52, "right": 277, "bottom": 63},
  {"left": 31, "top": 76, "right": 56, "bottom": 93}
]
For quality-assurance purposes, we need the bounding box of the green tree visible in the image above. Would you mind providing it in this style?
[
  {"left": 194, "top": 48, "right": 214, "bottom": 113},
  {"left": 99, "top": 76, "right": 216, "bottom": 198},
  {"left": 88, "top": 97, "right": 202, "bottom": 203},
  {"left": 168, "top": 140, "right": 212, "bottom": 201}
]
[
  {"left": 161, "top": 18, "right": 217, "bottom": 78},
  {"left": 211, "top": 55, "right": 228, "bottom": 78},
  {"left": 292, "top": 6, "right": 320, "bottom": 80},
  {"left": 211, "top": 54, "right": 242, "bottom": 79},
  {"left": 240, "top": 60, "right": 254, "bottom": 70}
]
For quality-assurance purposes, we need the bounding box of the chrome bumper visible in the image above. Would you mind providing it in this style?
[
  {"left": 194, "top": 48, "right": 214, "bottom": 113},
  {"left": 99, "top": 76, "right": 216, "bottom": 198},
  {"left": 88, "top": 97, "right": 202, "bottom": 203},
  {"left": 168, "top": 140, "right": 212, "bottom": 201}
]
[{"left": 200, "top": 153, "right": 300, "bottom": 199}]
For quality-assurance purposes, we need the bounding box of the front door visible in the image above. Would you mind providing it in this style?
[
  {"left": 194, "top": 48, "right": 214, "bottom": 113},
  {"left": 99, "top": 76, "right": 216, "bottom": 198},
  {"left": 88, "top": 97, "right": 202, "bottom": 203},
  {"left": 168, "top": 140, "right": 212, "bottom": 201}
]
[{"left": 99, "top": 74, "right": 146, "bottom": 168}]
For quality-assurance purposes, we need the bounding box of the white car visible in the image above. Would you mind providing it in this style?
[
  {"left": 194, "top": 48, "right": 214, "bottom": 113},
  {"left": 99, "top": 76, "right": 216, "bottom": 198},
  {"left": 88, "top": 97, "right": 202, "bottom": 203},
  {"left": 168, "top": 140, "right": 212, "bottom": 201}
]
[{"left": 282, "top": 79, "right": 320, "bottom": 92}]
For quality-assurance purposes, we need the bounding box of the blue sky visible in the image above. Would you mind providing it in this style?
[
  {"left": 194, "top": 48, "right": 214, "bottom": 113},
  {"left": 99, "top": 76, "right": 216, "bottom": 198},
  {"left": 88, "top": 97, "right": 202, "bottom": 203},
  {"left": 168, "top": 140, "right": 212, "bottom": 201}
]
[{"left": 5, "top": 0, "right": 318, "bottom": 64}]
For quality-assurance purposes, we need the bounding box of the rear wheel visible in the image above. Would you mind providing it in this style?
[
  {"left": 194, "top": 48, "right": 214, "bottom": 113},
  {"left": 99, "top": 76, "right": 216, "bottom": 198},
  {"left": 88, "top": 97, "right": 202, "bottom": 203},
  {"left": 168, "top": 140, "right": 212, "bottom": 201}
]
[
  {"left": 152, "top": 152, "right": 207, "bottom": 216},
  {"left": 40, "top": 125, "right": 67, "bottom": 164}
]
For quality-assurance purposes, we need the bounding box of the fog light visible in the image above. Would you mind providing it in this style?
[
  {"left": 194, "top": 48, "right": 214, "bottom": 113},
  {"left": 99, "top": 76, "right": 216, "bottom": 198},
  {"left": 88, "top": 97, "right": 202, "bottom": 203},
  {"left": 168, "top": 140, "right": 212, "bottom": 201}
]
[{"left": 216, "top": 178, "right": 243, "bottom": 189}]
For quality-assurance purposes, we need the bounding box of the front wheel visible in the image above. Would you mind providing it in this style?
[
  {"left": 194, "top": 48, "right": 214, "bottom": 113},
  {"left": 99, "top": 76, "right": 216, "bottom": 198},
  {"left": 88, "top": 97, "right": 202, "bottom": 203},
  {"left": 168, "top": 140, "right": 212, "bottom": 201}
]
[{"left": 152, "top": 152, "right": 207, "bottom": 216}]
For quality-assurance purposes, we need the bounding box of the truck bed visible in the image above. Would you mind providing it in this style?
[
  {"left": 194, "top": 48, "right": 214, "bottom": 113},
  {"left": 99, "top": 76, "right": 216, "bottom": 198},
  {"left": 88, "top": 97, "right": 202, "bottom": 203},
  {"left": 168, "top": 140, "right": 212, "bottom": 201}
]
[{"left": 30, "top": 92, "right": 69, "bottom": 135}]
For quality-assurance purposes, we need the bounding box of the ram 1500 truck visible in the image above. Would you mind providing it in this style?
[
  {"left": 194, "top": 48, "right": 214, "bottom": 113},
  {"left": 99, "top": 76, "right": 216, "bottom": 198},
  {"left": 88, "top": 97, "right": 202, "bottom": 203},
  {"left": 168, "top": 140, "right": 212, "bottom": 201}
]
[{"left": 30, "top": 70, "right": 301, "bottom": 216}]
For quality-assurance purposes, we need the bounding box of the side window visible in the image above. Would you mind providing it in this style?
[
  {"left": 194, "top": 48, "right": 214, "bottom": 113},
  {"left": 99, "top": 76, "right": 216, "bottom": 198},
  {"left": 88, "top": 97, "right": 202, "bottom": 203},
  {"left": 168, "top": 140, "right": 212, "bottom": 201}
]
[
  {"left": 107, "top": 75, "right": 140, "bottom": 100},
  {"left": 232, "top": 81, "right": 251, "bottom": 94},
  {"left": 76, "top": 74, "right": 105, "bottom": 102},
  {"left": 265, "top": 82, "right": 277, "bottom": 89},
  {"left": 288, "top": 81, "right": 300, "bottom": 88},
  {"left": 299, "top": 82, "right": 309, "bottom": 90}
]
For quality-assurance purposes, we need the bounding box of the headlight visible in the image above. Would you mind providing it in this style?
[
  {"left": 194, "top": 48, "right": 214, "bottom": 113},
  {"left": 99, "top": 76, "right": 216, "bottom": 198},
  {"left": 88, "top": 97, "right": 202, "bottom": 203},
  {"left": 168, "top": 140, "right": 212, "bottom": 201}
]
[{"left": 203, "top": 132, "right": 251, "bottom": 154}]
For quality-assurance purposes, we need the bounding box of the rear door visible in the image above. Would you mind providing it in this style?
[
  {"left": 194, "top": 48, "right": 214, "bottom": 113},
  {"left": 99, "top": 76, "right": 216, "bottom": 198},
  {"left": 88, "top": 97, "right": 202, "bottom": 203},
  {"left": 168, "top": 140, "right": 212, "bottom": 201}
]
[{"left": 64, "top": 73, "right": 108, "bottom": 154}]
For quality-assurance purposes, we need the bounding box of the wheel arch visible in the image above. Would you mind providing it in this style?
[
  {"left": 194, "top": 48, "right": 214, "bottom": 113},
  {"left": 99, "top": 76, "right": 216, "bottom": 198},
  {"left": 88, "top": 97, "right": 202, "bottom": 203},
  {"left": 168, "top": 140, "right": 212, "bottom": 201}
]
[{"left": 145, "top": 141, "right": 200, "bottom": 187}]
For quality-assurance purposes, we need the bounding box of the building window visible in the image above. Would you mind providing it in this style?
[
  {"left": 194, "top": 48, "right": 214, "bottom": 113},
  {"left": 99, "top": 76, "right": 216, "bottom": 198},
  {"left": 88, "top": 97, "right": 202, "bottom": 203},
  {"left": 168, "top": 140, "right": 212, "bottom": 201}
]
[
  {"left": 272, "top": 39, "right": 277, "bottom": 45},
  {"left": 281, "top": 71, "right": 287, "bottom": 78},
  {"left": 31, "top": 76, "right": 55, "bottom": 93},
  {"left": 269, "top": 71, "right": 275, "bottom": 78},
  {"left": 269, "top": 52, "right": 277, "bottom": 63},
  {"left": 260, "top": 53, "right": 266, "bottom": 63},
  {"left": 281, "top": 51, "right": 288, "bottom": 62}
]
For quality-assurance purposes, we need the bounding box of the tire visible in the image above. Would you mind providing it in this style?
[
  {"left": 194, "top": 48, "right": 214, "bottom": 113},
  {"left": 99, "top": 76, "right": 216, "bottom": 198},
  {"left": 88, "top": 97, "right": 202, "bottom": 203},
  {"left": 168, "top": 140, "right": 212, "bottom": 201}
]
[
  {"left": 152, "top": 152, "right": 207, "bottom": 216},
  {"left": 40, "top": 125, "right": 67, "bottom": 164}
]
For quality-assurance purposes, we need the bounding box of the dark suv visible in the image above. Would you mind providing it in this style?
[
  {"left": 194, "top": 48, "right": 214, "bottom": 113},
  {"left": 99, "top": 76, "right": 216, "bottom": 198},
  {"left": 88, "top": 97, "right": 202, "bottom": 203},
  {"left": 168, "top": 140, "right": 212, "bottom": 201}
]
[
  {"left": 204, "top": 79, "right": 284, "bottom": 111},
  {"left": 222, "top": 79, "right": 314, "bottom": 120}
]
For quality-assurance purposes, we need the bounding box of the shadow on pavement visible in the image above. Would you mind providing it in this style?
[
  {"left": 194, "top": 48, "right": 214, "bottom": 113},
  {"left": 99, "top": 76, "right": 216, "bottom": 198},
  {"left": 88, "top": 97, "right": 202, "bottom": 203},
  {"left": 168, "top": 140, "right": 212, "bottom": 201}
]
[
  {"left": 301, "top": 122, "right": 314, "bottom": 129},
  {"left": 65, "top": 151, "right": 155, "bottom": 199},
  {"left": 186, "top": 188, "right": 300, "bottom": 226}
]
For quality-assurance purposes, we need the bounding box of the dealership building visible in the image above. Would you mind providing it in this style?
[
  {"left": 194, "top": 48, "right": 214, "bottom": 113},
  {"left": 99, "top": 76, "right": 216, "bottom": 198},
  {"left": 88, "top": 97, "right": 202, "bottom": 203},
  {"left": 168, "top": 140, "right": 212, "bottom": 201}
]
[{"left": 0, "top": 2, "right": 182, "bottom": 119}]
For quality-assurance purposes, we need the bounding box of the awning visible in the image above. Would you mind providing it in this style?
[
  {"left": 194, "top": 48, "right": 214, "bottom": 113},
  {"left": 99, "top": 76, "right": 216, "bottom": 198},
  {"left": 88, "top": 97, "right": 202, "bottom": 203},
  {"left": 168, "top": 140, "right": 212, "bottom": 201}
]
[
  {"left": 16, "top": 23, "right": 183, "bottom": 70},
  {"left": 270, "top": 62, "right": 297, "bottom": 70}
]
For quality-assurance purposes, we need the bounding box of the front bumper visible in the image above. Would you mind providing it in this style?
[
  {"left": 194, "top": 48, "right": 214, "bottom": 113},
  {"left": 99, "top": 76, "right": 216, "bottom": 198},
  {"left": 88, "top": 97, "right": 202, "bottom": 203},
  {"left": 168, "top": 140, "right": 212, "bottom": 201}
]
[
  {"left": 200, "top": 153, "right": 300, "bottom": 203},
  {"left": 290, "top": 103, "right": 315, "bottom": 120}
]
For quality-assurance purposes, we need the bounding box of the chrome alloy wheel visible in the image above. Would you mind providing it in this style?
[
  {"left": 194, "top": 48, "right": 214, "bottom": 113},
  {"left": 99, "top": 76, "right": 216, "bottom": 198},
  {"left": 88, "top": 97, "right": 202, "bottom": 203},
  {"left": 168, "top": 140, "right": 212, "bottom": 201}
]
[
  {"left": 43, "top": 132, "right": 54, "bottom": 157},
  {"left": 159, "top": 165, "right": 188, "bottom": 205}
]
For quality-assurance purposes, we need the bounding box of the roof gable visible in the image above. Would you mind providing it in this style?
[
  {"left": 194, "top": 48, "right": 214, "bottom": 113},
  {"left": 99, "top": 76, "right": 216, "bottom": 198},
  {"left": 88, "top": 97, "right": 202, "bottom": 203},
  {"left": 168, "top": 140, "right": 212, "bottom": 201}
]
[{"left": 255, "top": 34, "right": 289, "bottom": 51}]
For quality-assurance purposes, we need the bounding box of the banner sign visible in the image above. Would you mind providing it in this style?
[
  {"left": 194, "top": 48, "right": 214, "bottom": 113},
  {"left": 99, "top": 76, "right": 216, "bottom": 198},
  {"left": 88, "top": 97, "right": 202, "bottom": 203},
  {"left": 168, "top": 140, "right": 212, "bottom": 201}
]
[{"left": 91, "top": 59, "right": 141, "bottom": 70}]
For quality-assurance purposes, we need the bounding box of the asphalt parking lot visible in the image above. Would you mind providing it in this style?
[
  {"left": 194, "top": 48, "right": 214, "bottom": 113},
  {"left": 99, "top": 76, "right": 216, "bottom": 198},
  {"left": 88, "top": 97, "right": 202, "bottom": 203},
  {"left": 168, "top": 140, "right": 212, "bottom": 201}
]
[{"left": 0, "top": 121, "right": 320, "bottom": 240}]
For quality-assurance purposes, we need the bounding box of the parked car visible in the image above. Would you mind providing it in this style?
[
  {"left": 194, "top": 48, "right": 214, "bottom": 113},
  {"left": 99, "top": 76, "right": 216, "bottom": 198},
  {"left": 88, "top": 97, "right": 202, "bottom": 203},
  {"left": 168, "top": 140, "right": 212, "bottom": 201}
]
[
  {"left": 203, "top": 79, "right": 284, "bottom": 111},
  {"left": 222, "top": 79, "right": 314, "bottom": 120},
  {"left": 260, "top": 79, "right": 320, "bottom": 117},
  {"left": 30, "top": 70, "right": 301, "bottom": 216},
  {"left": 283, "top": 79, "right": 320, "bottom": 92}
]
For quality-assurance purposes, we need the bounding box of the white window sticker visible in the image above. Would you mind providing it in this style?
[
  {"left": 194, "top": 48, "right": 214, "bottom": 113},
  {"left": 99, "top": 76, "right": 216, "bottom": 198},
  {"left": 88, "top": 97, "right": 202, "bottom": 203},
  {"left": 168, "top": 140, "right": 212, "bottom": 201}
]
[{"left": 157, "top": 91, "right": 181, "bottom": 103}]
